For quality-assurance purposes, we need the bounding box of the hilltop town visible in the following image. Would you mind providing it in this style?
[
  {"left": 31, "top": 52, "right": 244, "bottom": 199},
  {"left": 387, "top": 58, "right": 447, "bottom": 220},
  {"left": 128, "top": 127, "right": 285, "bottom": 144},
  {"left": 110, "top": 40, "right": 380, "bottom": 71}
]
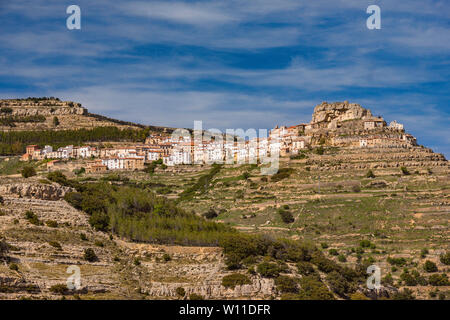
[{"left": 17, "top": 101, "right": 439, "bottom": 175}]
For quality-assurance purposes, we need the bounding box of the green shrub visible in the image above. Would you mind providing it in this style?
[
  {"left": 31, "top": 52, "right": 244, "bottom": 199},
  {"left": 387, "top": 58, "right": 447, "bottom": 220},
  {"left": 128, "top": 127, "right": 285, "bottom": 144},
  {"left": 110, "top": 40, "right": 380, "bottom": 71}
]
[
  {"left": 382, "top": 273, "right": 394, "bottom": 286},
  {"left": 314, "top": 146, "right": 324, "bottom": 155},
  {"left": 49, "top": 284, "right": 68, "bottom": 295},
  {"left": 400, "top": 271, "right": 417, "bottom": 286},
  {"left": 45, "top": 220, "right": 58, "bottom": 228},
  {"left": 298, "top": 276, "right": 334, "bottom": 300},
  {"left": 94, "top": 241, "right": 104, "bottom": 247},
  {"left": 222, "top": 273, "right": 251, "bottom": 288},
  {"left": 24, "top": 210, "right": 41, "bottom": 225},
  {"left": 275, "top": 276, "right": 298, "bottom": 293},
  {"left": 326, "top": 271, "right": 353, "bottom": 296},
  {"left": 440, "top": 252, "right": 450, "bottom": 265},
  {"left": 162, "top": 253, "right": 171, "bottom": 262},
  {"left": 311, "top": 252, "right": 340, "bottom": 273},
  {"left": 21, "top": 166, "right": 36, "bottom": 178},
  {"left": 278, "top": 208, "right": 294, "bottom": 224},
  {"left": 88, "top": 211, "right": 109, "bottom": 232},
  {"left": 133, "top": 257, "right": 141, "bottom": 266},
  {"left": 400, "top": 167, "right": 410, "bottom": 175},
  {"left": 176, "top": 287, "right": 186, "bottom": 297},
  {"left": 359, "top": 240, "right": 374, "bottom": 248},
  {"left": 392, "top": 288, "right": 415, "bottom": 300},
  {"left": 420, "top": 248, "right": 429, "bottom": 258},
  {"left": 428, "top": 274, "right": 449, "bottom": 286},
  {"left": 257, "top": 262, "right": 281, "bottom": 278},
  {"left": 296, "top": 262, "right": 315, "bottom": 276},
  {"left": 338, "top": 254, "right": 347, "bottom": 262},
  {"left": 202, "top": 208, "right": 218, "bottom": 219},
  {"left": 270, "top": 168, "right": 294, "bottom": 182},
  {"left": 9, "top": 263, "right": 19, "bottom": 271},
  {"left": 83, "top": 248, "right": 98, "bottom": 262},
  {"left": 423, "top": 260, "right": 438, "bottom": 273},
  {"left": 48, "top": 241, "right": 62, "bottom": 250},
  {"left": 366, "top": 170, "right": 375, "bottom": 178},
  {"left": 80, "top": 233, "right": 88, "bottom": 241},
  {"left": 387, "top": 257, "right": 406, "bottom": 267},
  {"left": 329, "top": 249, "right": 339, "bottom": 256},
  {"left": 0, "top": 195, "right": 4, "bottom": 205}
]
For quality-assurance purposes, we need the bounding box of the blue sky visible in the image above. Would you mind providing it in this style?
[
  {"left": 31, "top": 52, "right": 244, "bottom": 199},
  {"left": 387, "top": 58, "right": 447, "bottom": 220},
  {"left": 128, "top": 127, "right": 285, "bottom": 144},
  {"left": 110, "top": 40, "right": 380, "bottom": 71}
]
[{"left": 0, "top": 0, "right": 449, "bottom": 157}]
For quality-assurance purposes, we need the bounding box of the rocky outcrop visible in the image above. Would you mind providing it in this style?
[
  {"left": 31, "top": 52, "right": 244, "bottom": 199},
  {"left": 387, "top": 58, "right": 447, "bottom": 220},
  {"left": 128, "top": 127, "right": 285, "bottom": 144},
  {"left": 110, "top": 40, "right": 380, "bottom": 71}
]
[
  {"left": 144, "top": 277, "right": 276, "bottom": 299},
  {"left": 311, "top": 101, "right": 372, "bottom": 125},
  {"left": 0, "top": 183, "right": 73, "bottom": 200}
]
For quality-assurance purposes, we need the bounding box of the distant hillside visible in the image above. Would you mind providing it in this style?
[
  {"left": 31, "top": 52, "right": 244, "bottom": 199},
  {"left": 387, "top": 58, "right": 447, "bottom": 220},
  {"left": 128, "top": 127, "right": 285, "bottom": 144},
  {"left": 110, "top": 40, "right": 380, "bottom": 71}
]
[
  {"left": 0, "top": 97, "right": 173, "bottom": 132},
  {"left": 0, "top": 97, "right": 176, "bottom": 155}
]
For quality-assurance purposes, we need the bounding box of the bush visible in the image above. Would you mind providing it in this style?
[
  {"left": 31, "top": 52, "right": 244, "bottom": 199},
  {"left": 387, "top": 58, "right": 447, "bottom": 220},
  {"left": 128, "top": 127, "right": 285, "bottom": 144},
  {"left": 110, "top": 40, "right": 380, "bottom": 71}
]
[
  {"left": 162, "top": 253, "right": 171, "bottom": 262},
  {"left": 80, "top": 233, "right": 88, "bottom": 241},
  {"left": 0, "top": 195, "right": 4, "bottom": 205},
  {"left": 94, "top": 241, "right": 104, "bottom": 247},
  {"left": 202, "top": 208, "right": 218, "bottom": 219},
  {"left": 176, "top": 287, "right": 186, "bottom": 297},
  {"left": 314, "top": 147, "right": 324, "bottom": 155},
  {"left": 382, "top": 273, "right": 394, "bottom": 286},
  {"left": 400, "top": 271, "right": 417, "bottom": 286},
  {"left": 392, "top": 288, "right": 415, "bottom": 300},
  {"left": 420, "top": 248, "right": 429, "bottom": 258},
  {"left": 297, "top": 262, "right": 315, "bottom": 276},
  {"left": 440, "top": 252, "right": 450, "bottom": 265},
  {"left": 359, "top": 240, "right": 373, "bottom": 248},
  {"left": 423, "top": 260, "right": 438, "bottom": 273},
  {"left": 387, "top": 257, "right": 406, "bottom": 267},
  {"left": 83, "top": 248, "right": 98, "bottom": 262},
  {"left": 257, "top": 262, "right": 281, "bottom": 278},
  {"left": 9, "top": 263, "right": 19, "bottom": 271},
  {"left": 189, "top": 294, "right": 204, "bottom": 300},
  {"left": 351, "top": 185, "right": 361, "bottom": 193},
  {"left": 400, "top": 167, "right": 410, "bottom": 175},
  {"left": 21, "top": 166, "right": 36, "bottom": 178},
  {"left": 49, "top": 284, "right": 68, "bottom": 295},
  {"left": 311, "top": 252, "right": 340, "bottom": 273},
  {"left": 222, "top": 273, "right": 251, "bottom": 288},
  {"left": 24, "top": 210, "right": 41, "bottom": 225},
  {"left": 428, "top": 274, "right": 449, "bottom": 286},
  {"left": 326, "top": 271, "right": 353, "bottom": 296},
  {"left": 45, "top": 220, "right": 58, "bottom": 228},
  {"left": 329, "top": 249, "right": 339, "bottom": 256},
  {"left": 338, "top": 254, "right": 347, "bottom": 262},
  {"left": 275, "top": 276, "right": 298, "bottom": 293},
  {"left": 48, "top": 241, "right": 62, "bottom": 250},
  {"left": 88, "top": 211, "right": 109, "bottom": 232},
  {"left": 366, "top": 170, "right": 375, "bottom": 178},
  {"left": 0, "top": 240, "right": 9, "bottom": 259},
  {"left": 298, "top": 276, "right": 334, "bottom": 300},
  {"left": 278, "top": 208, "right": 294, "bottom": 224},
  {"left": 270, "top": 168, "right": 294, "bottom": 182},
  {"left": 350, "top": 292, "right": 369, "bottom": 300}
]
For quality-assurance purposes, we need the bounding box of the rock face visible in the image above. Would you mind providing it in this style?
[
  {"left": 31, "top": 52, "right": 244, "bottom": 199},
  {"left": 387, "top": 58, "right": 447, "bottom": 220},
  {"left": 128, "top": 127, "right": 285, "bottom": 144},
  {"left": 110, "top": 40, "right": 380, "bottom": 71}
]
[
  {"left": 0, "top": 99, "right": 86, "bottom": 116},
  {"left": 311, "top": 101, "right": 372, "bottom": 124},
  {"left": 144, "top": 277, "right": 276, "bottom": 299},
  {"left": 0, "top": 98, "right": 144, "bottom": 131},
  {"left": 0, "top": 183, "right": 73, "bottom": 200}
]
